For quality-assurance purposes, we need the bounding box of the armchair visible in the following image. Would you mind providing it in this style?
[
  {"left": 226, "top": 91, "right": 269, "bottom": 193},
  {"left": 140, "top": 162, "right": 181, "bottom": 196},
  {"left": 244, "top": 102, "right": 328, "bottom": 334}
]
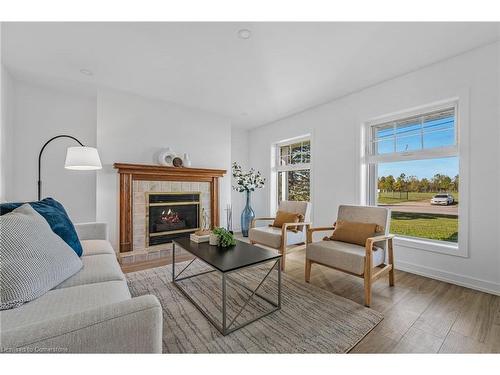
[
  {"left": 249, "top": 201, "right": 311, "bottom": 271},
  {"left": 305, "top": 205, "right": 394, "bottom": 307}
]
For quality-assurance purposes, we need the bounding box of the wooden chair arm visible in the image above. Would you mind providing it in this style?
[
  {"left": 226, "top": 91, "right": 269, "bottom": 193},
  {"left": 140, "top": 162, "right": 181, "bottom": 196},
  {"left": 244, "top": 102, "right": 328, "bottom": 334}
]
[
  {"left": 365, "top": 234, "right": 394, "bottom": 257},
  {"left": 364, "top": 234, "right": 394, "bottom": 276},
  {"left": 282, "top": 222, "right": 312, "bottom": 230},
  {"left": 307, "top": 226, "right": 335, "bottom": 233},
  {"left": 366, "top": 234, "right": 395, "bottom": 247},
  {"left": 306, "top": 226, "right": 335, "bottom": 243},
  {"left": 250, "top": 217, "right": 276, "bottom": 228}
]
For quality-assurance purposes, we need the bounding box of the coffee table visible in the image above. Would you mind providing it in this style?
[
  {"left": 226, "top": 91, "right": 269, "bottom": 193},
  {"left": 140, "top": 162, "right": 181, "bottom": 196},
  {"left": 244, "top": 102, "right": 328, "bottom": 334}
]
[{"left": 172, "top": 238, "right": 281, "bottom": 335}]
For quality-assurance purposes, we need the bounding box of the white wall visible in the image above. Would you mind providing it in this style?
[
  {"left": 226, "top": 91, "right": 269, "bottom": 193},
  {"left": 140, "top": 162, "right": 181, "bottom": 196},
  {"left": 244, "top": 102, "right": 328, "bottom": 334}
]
[
  {"left": 3, "top": 77, "right": 97, "bottom": 222},
  {"left": 1, "top": 24, "right": 15, "bottom": 203},
  {"left": 230, "top": 127, "right": 249, "bottom": 232},
  {"left": 96, "top": 89, "right": 232, "bottom": 250},
  {"left": 0, "top": 64, "right": 15, "bottom": 202},
  {"left": 248, "top": 42, "right": 500, "bottom": 295}
]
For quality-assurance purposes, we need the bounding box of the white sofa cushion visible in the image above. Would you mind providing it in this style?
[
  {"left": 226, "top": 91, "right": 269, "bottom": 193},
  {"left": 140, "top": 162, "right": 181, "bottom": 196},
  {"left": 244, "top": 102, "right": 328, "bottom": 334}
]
[
  {"left": 0, "top": 204, "right": 83, "bottom": 310},
  {"left": 81, "top": 239, "right": 116, "bottom": 257},
  {"left": 54, "top": 254, "right": 125, "bottom": 289},
  {"left": 249, "top": 226, "right": 305, "bottom": 249},
  {"left": 1, "top": 280, "right": 131, "bottom": 330},
  {"left": 306, "top": 240, "right": 385, "bottom": 275}
]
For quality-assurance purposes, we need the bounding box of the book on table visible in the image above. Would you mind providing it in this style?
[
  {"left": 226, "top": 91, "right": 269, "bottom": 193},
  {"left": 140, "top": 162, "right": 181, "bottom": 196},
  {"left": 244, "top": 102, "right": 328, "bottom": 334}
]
[{"left": 190, "top": 233, "right": 210, "bottom": 243}]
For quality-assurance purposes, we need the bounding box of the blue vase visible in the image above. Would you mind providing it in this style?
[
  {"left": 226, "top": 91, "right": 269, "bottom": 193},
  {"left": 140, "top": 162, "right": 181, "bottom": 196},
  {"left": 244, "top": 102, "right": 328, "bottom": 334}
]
[{"left": 241, "top": 191, "right": 255, "bottom": 237}]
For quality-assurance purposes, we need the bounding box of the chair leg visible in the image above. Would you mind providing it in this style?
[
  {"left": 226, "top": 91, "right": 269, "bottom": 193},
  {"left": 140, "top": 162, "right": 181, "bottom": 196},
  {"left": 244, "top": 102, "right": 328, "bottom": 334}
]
[
  {"left": 280, "top": 247, "right": 286, "bottom": 271},
  {"left": 364, "top": 275, "right": 372, "bottom": 307},
  {"left": 364, "top": 247, "right": 372, "bottom": 307},
  {"left": 388, "top": 238, "right": 395, "bottom": 287},
  {"left": 389, "top": 267, "right": 395, "bottom": 287},
  {"left": 305, "top": 259, "right": 312, "bottom": 282}
]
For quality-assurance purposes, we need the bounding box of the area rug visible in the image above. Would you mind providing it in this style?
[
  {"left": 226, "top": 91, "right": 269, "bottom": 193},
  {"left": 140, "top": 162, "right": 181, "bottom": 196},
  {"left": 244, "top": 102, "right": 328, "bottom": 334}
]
[{"left": 126, "top": 260, "right": 383, "bottom": 353}]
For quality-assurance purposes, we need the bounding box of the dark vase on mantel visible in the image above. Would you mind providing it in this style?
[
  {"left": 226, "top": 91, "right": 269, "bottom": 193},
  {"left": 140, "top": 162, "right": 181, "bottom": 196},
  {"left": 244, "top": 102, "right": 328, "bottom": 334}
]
[{"left": 240, "top": 190, "right": 255, "bottom": 237}]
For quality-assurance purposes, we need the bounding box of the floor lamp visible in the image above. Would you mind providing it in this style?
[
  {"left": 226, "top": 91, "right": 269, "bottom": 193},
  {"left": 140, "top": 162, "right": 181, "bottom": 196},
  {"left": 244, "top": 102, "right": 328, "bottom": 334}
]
[{"left": 38, "top": 135, "right": 102, "bottom": 200}]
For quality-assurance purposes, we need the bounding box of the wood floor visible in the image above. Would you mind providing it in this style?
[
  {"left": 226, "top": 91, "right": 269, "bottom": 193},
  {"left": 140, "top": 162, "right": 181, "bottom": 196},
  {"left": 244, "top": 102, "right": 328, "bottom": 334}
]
[{"left": 121, "top": 245, "right": 500, "bottom": 353}]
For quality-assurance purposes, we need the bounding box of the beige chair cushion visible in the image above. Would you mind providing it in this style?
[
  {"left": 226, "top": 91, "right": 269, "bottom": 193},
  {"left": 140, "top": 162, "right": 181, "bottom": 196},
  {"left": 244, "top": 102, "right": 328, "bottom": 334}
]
[
  {"left": 337, "top": 205, "right": 389, "bottom": 227},
  {"left": 330, "top": 220, "right": 383, "bottom": 246},
  {"left": 249, "top": 226, "right": 305, "bottom": 249},
  {"left": 279, "top": 201, "right": 311, "bottom": 222},
  {"left": 306, "top": 240, "right": 385, "bottom": 275},
  {"left": 271, "top": 210, "right": 303, "bottom": 232},
  {"left": 337, "top": 205, "right": 390, "bottom": 249}
]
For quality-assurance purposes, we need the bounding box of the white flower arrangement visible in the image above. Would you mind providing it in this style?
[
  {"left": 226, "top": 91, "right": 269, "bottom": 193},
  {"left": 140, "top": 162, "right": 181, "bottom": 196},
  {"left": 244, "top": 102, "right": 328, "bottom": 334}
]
[{"left": 232, "top": 162, "right": 265, "bottom": 192}]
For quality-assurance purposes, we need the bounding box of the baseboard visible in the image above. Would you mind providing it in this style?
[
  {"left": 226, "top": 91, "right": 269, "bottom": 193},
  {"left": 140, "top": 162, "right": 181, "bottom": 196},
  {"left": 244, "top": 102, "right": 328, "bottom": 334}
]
[{"left": 395, "top": 260, "right": 500, "bottom": 296}]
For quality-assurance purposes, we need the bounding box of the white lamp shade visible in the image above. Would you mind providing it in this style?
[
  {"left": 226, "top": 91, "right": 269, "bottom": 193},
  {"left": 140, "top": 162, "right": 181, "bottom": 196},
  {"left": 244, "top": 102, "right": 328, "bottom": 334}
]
[{"left": 64, "top": 146, "right": 102, "bottom": 170}]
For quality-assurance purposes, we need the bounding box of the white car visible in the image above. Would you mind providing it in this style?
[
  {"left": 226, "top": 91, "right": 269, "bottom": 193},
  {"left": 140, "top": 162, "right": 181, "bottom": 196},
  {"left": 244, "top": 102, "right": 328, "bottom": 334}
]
[{"left": 430, "top": 193, "right": 455, "bottom": 205}]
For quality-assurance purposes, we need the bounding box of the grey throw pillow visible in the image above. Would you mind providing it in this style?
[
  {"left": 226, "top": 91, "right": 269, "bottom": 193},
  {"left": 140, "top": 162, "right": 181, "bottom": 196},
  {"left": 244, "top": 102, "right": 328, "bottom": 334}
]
[{"left": 0, "top": 204, "right": 83, "bottom": 310}]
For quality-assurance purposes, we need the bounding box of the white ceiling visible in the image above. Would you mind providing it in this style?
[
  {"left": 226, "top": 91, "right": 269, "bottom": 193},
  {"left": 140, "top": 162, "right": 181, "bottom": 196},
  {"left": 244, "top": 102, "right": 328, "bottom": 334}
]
[{"left": 2, "top": 22, "right": 499, "bottom": 128}]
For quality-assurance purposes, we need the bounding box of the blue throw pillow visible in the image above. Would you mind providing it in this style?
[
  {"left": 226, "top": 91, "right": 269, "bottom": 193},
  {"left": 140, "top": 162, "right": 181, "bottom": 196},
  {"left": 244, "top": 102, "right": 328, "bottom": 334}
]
[{"left": 0, "top": 197, "right": 83, "bottom": 257}]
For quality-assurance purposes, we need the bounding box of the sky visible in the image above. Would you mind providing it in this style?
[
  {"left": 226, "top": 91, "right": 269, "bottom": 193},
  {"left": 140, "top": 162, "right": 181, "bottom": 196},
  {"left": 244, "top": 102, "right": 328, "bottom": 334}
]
[
  {"left": 378, "top": 156, "right": 458, "bottom": 179},
  {"left": 376, "top": 114, "right": 458, "bottom": 179}
]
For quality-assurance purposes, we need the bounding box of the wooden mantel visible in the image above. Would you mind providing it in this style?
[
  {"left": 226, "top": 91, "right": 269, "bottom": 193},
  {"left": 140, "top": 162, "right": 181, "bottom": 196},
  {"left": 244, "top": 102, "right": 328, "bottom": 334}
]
[{"left": 114, "top": 163, "right": 226, "bottom": 253}]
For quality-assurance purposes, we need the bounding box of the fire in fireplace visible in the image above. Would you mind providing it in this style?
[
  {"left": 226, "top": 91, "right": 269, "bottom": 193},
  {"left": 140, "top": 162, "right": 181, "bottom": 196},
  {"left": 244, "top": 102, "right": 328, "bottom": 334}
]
[{"left": 146, "top": 192, "right": 201, "bottom": 246}]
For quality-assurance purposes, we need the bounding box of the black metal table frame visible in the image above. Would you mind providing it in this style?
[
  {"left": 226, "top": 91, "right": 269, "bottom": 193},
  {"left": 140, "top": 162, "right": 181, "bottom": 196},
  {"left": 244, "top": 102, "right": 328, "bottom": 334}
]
[{"left": 172, "top": 241, "right": 282, "bottom": 336}]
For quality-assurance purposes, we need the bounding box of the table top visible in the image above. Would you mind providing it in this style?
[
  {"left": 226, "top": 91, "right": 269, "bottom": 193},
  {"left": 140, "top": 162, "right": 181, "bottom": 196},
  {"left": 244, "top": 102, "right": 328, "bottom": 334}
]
[{"left": 173, "top": 238, "right": 281, "bottom": 273}]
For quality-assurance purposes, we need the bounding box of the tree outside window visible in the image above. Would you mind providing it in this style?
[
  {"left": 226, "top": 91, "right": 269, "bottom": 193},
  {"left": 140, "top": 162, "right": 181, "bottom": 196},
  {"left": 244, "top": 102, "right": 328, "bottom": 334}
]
[{"left": 276, "top": 138, "right": 311, "bottom": 203}]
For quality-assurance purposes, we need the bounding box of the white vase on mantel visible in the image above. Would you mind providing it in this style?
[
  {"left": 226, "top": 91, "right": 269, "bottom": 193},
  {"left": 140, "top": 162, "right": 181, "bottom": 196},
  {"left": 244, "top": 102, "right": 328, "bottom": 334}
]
[
  {"left": 183, "top": 153, "right": 192, "bottom": 167},
  {"left": 158, "top": 147, "right": 176, "bottom": 166}
]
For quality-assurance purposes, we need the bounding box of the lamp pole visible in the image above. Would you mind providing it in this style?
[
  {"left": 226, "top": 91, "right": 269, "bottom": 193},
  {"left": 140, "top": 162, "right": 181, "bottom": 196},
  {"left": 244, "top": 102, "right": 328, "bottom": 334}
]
[{"left": 37, "top": 135, "right": 85, "bottom": 201}]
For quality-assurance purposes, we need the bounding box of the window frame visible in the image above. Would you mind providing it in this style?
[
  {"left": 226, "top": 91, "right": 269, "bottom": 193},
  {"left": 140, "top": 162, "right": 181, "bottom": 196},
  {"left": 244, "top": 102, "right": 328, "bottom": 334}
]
[
  {"left": 363, "top": 97, "right": 469, "bottom": 258},
  {"left": 273, "top": 135, "right": 312, "bottom": 208}
]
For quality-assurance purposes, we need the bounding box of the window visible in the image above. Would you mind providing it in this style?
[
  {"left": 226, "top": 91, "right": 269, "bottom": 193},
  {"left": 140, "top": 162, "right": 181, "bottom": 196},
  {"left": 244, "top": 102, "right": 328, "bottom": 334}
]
[
  {"left": 366, "top": 104, "right": 460, "bottom": 246},
  {"left": 276, "top": 138, "right": 311, "bottom": 204},
  {"left": 371, "top": 107, "right": 456, "bottom": 156}
]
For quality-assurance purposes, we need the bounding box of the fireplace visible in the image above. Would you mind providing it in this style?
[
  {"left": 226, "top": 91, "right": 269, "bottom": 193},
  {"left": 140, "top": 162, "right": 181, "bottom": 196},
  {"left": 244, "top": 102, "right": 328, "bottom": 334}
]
[
  {"left": 114, "top": 163, "right": 225, "bottom": 253},
  {"left": 146, "top": 192, "right": 201, "bottom": 246}
]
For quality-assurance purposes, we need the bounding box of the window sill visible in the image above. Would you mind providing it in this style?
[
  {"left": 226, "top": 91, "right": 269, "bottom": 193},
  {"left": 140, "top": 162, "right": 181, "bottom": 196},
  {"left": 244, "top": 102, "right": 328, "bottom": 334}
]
[{"left": 393, "top": 236, "right": 467, "bottom": 258}]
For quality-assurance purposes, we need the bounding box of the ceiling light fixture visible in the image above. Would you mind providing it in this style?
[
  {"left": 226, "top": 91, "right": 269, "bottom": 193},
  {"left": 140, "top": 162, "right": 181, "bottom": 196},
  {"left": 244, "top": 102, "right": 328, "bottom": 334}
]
[
  {"left": 79, "top": 68, "right": 93, "bottom": 76},
  {"left": 237, "top": 29, "right": 252, "bottom": 40}
]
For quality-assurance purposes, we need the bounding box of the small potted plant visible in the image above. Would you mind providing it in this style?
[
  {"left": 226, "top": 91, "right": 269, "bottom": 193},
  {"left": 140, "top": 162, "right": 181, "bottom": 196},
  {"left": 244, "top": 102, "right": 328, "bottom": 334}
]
[{"left": 211, "top": 227, "right": 236, "bottom": 248}]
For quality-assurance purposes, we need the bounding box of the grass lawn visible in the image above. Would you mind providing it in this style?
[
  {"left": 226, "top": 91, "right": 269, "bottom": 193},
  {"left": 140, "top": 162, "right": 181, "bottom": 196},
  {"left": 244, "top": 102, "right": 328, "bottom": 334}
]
[
  {"left": 378, "top": 191, "right": 459, "bottom": 204},
  {"left": 390, "top": 211, "right": 458, "bottom": 242}
]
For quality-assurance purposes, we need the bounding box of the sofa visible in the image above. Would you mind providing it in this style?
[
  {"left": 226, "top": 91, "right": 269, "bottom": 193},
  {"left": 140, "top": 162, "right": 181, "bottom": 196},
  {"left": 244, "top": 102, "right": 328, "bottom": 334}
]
[{"left": 0, "top": 222, "right": 163, "bottom": 353}]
